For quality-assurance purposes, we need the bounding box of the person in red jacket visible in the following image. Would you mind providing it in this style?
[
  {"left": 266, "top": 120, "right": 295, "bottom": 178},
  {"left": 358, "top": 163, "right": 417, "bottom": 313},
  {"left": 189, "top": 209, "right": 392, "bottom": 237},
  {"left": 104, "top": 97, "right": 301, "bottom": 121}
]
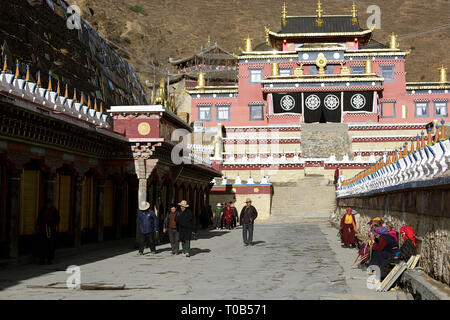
[
  {"left": 224, "top": 204, "right": 233, "bottom": 230},
  {"left": 340, "top": 208, "right": 357, "bottom": 248}
]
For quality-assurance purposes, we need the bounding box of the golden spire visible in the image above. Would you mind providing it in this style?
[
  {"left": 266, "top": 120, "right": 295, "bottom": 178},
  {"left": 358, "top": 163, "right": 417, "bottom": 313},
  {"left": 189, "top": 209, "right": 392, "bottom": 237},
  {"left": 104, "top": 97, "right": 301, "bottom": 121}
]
[
  {"left": 197, "top": 71, "right": 205, "bottom": 88},
  {"left": 265, "top": 26, "right": 270, "bottom": 46},
  {"left": 271, "top": 62, "right": 280, "bottom": 76},
  {"left": 94, "top": 98, "right": 98, "bottom": 110},
  {"left": 365, "top": 58, "right": 373, "bottom": 73},
  {"left": 73, "top": 88, "right": 77, "bottom": 102},
  {"left": 80, "top": 92, "right": 84, "bottom": 105},
  {"left": 56, "top": 81, "right": 60, "bottom": 95},
  {"left": 36, "top": 71, "right": 41, "bottom": 87},
  {"left": 389, "top": 33, "right": 399, "bottom": 49},
  {"left": 351, "top": 2, "right": 357, "bottom": 25},
  {"left": 100, "top": 102, "right": 103, "bottom": 113},
  {"left": 25, "top": 65, "right": 30, "bottom": 81},
  {"left": 316, "top": 0, "right": 323, "bottom": 26},
  {"left": 2, "top": 56, "right": 7, "bottom": 73},
  {"left": 282, "top": 2, "right": 287, "bottom": 26},
  {"left": 47, "top": 74, "right": 52, "bottom": 91},
  {"left": 87, "top": 96, "right": 91, "bottom": 108},
  {"left": 439, "top": 65, "right": 447, "bottom": 83},
  {"left": 15, "top": 60, "right": 20, "bottom": 78},
  {"left": 244, "top": 35, "right": 253, "bottom": 52},
  {"left": 64, "top": 84, "right": 68, "bottom": 98}
]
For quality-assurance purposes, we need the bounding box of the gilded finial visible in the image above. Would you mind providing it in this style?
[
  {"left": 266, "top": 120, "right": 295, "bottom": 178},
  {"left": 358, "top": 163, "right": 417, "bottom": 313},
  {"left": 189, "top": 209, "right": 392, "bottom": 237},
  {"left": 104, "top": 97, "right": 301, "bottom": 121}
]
[
  {"left": 64, "top": 84, "right": 68, "bottom": 98},
  {"left": 265, "top": 26, "right": 270, "bottom": 46},
  {"left": 244, "top": 35, "right": 253, "bottom": 52},
  {"left": 15, "top": 60, "right": 20, "bottom": 78},
  {"left": 197, "top": 71, "right": 205, "bottom": 88},
  {"left": 80, "top": 92, "right": 84, "bottom": 105},
  {"left": 438, "top": 65, "right": 447, "bottom": 83},
  {"left": 56, "top": 81, "right": 60, "bottom": 95},
  {"left": 73, "top": 88, "right": 77, "bottom": 102},
  {"left": 47, "top": 74, "right": 52, "bottom": 91},
  {"left": 100, "top": 102, "right": 103, "bottom": 113},
  {"left": 94, "top": 98, "right": 98, "bottom": 110},
  {"left": 2, "top": 56, "right": 7, "bottom": 73},
  {"left": 36, "top": 71, "right": 41, "bottom": 88},
  {"left": 365, "top": 58, "right": 373, "bottom": 73},
  {"left": 351, "top": 2, "right": 357, "bottom": 25},
  {"left": 87, "top": 96, "right": 91, "bottom": 108},
  {"left": 25, "top": 65, "right": 30, "bottom": 81},
  {"left": 282, "top": 3, "right": 287, "bottom": 26},
  {"left": 316, "top": 0, "right": 323, "bottom": 26},
  {"left": 389, "top": 33, "right": 399, "bottom": 49}
]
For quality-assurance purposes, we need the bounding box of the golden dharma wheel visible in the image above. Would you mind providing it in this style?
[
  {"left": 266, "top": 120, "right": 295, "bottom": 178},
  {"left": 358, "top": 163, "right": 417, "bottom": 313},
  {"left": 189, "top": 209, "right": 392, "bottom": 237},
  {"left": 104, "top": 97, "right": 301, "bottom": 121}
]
[{"left": 137, "top": 122, "right": 151, "bottom": 135}]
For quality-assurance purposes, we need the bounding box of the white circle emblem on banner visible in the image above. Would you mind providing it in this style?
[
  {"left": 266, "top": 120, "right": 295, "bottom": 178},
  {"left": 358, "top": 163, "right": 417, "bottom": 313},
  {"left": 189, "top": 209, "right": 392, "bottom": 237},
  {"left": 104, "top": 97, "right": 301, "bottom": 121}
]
[
  {"left": 351, "top": 94, "right": 366, "bottom": 110},
  {"left": 305, "top": 94, "right": 321, "bottom": 110},
  {"left": 280, "top": 95, "right": 295, "bottom": 111},
  {"left": 324, "top": 94, "right": 340, "bottom": 110}
]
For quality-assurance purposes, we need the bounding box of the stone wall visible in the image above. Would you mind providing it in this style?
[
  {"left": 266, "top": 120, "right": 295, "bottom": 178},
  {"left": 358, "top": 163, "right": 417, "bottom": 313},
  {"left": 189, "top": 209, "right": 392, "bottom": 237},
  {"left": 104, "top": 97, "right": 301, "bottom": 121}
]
[
  {"left": 301, "top": 123, "right": 351, "bottom": 160},
  {"left": 333, "top": 187, "right": 450, "bottom": 285}
]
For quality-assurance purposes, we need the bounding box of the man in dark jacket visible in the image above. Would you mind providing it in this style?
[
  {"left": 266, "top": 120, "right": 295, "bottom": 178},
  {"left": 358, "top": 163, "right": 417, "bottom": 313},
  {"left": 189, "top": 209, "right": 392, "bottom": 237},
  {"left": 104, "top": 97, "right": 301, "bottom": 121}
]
[
  {"left": 176, "top": 200, "right": 195, "bottom": 257},
  {"left": 163, "top": 203, "right": 180, "bottom": 255},
  {"left": 137, "top": 201, "right": 158, "bottom": 255},
  {"left": 240, "top": 198, "right": 258, "bottom": 246},
  {"left": 36, "top": 199, "right": 60, "bottom": 264}
]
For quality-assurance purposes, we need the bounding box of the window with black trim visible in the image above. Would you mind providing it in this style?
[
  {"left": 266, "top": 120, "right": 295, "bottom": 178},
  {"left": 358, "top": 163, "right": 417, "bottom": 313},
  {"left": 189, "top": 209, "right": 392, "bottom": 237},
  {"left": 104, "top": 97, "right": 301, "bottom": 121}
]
[
  {"left": 414, "top": 101, "right": 429, "bottom": 118},
  {"left": 216, "top": 104, "right": 231, "bottom": 121},
  {"left": 380, "top": 65, "right": 395, "bottom": 82},
  {"left": 249, "top": 104, "right": 264, "bottom": 121},
  {"left": 249, "top": 69, "right": 263, "bottom": 84},
  {"left": 434, "top": 101, "right": 448, "bottom": 117},
  {"left": 197, "top": 105, "right": 212, "bottom": 121}
]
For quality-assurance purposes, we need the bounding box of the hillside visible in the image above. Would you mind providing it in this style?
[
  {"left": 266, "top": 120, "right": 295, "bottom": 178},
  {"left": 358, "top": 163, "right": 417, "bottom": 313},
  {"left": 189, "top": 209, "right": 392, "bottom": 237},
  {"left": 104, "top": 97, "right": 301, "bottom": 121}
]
[{"left": 68, "top": 0, "right": 450, "bottom": 92}]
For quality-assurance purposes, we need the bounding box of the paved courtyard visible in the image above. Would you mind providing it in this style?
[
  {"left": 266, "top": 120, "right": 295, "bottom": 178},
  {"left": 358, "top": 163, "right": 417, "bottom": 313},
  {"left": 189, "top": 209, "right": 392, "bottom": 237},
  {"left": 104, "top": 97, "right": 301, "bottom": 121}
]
[{"left": 0, "top": 218, "right": 398, "bottom": 300}]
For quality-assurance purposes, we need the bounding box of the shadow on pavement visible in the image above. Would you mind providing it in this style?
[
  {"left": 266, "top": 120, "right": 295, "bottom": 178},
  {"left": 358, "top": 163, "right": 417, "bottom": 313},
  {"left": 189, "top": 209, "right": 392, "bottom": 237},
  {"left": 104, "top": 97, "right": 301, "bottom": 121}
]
[
  {"left": 251, "top": 240, "right": 266, "bottom": 246},
  {"left": 189, "top": 248, "right": 211, "bottom": 257}
]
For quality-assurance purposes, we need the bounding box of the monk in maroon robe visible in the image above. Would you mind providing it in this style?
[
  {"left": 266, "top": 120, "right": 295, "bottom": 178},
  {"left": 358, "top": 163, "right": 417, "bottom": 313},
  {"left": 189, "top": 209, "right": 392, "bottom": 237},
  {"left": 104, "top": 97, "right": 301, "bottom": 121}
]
[{"left": 340, "top": 208, "right": 357, "bottom": 248}]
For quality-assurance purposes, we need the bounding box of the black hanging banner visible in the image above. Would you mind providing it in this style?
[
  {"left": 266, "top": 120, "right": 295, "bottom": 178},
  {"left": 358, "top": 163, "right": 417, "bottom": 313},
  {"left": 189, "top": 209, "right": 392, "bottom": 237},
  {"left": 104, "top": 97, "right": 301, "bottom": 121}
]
[
  {"left": 303, "top": 92, "right": 341, "bottom": 123},
  {"left": 273, "top": 93, "right": 303, "bottom": 114},
  {"left": 343, "top": 91, "right": 374, "bottom": 112}
]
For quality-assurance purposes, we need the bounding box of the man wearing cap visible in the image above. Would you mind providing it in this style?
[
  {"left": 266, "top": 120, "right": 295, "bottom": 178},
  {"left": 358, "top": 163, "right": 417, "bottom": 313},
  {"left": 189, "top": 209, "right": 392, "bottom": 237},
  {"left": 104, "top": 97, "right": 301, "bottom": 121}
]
[
  {"left": 240, "top": 198, "right": 258, "bottom": 246},
  {"left": 137, "top": 201, "right": 158, "bottom": 255},
  {"left": 176, "top": 200, "right": 195, "bottom": 257},
  {"left": 163, "top": 203, "right": 181, "bottom": 255}
]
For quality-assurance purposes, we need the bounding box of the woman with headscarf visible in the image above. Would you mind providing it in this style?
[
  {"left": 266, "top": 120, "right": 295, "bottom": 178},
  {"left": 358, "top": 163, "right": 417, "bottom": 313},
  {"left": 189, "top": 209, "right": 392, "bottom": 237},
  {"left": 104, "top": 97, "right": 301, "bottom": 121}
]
[
  {"left": 369, "top": 226, "right": 399, "bottom": 278},
  {"left": 397, "top": 225, "right": 417, "bottom": 261},
  {"left": 340, "top": 208, "right": 358, "bottom": 248}
]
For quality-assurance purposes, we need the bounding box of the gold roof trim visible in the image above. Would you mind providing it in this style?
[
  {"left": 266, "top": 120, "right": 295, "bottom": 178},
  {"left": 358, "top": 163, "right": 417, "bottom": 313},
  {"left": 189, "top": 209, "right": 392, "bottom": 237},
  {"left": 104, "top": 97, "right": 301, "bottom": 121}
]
[
  {"left": 261, "top": 74, "right": 384, "bottom": 84},
  {"left": 188, "top": 86, "right": 239, "bottom": 94},
  {"left": 406, "top": 82, "right": 450, "bottom": 90},
  {"left": 238, "top": 53, "right": 297, "bottom": 59},
  {"left": 268, "top": 29, "right": 372, "bottom": 38}
]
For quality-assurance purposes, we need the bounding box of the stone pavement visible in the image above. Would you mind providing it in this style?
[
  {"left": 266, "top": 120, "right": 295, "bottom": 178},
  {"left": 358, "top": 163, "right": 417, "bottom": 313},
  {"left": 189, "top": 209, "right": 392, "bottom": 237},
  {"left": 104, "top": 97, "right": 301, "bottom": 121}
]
[{"left": 0, "top": 218, "right": 398, "bottom": 300}]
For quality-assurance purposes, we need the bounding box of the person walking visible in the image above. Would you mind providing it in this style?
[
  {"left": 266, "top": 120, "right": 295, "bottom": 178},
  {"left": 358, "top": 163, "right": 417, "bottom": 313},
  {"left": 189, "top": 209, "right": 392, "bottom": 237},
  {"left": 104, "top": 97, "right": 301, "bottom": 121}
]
[
  {"left": 224, "top": 204, "right": 233, "bottom": 230},
  {"left": 240, "top": 198, "right": 258, "bottom": 246},
  {"left": 213, "top": 203, "right": 222, "bottom": 229},
  {"left": 340, "top": 208, "right": 357, "bottom": 248},
  {"left": 176, "top": 200, "right": 195, "bottom": 257},
  {"left": 137, "top": 201, "right": 158, "bottom": 255},
  {"left": 36, "top": 199, "right": 60, "bottom": 265},
  {"left": 163, "top": 203, "right": 180, "bottom": 255},
  {"left": 231, "top": 202, "right": 238, "bottom": 229}
]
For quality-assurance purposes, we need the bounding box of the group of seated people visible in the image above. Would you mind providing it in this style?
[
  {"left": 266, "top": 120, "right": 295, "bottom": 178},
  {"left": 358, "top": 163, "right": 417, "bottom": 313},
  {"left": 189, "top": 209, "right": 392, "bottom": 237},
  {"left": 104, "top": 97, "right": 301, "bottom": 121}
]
[{"left": 340, "top": 208, "right": 417, "bottom": 279}]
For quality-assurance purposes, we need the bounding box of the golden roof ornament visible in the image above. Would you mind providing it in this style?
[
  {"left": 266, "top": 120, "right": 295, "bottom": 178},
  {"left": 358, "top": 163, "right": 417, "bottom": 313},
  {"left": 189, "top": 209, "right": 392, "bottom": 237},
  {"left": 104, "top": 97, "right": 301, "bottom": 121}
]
[
  {"left": 197, "top": 71, "right": 206, "bottom": 88},
  {"left": 244, "top": 35, "right": 253, "bottom": 52},
  {"left": 2, "top": 57, "right": 7, "bottom": 73},
  {"left": 439, "top": 65, "right": 447, "bottom": 83},
  {"left": 389, "top": 33, "right": 399, "bottom": 49},
  {"left": 351, "top": 2, "right": 357, "bottom": 25},
  {"left": 265, "top": 26, "right": 270, "bottom": 46},
  {"left": 88, "top": 96, "right": 91, "bottom": 108},
  {"left": 80, "top": 92, "right": 84, "bottom": 105},
  {"left": 64, "top": 84, "right": 68, "bottom": 98},
  {"left": 282, "top": 2, "right": 287, "bottom": 26},
  {"left": 100, "top": 102, "right": 103, "bottom": 113},
  {"left": 36, "top": 71, "right": 41, "bottom": 88},
  {"left": 271, "top": 62, "right": 280, "bottom": 76},
  {"left": 316, "top": 53, "right": 327, "bottom": 74},
  {"left": 94, "top": 98, "right": 98, "bottom": 111},
  {"left": 56, "top": 81, "right": 60, "bottom": 95},
  {"left": 15, "top": 60, "right": 20, "bottom": 78},
  {"left": 365, "top": 58, "right": 373, "bottom": 73},
  {"left": 26, "top": 65, "right": 30, "bottom": 81},
  {"left": 47, "top": 74, "right": 52, "bottom": 91},
  {"left": 294, "top": 63, "right": 304, "bottom": 75},
  {"left": 73, "top": 88, "right": 77, "bottom": 102},
  {"left": 316, "top": 0, "right": 323, "bottom": 27}
]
